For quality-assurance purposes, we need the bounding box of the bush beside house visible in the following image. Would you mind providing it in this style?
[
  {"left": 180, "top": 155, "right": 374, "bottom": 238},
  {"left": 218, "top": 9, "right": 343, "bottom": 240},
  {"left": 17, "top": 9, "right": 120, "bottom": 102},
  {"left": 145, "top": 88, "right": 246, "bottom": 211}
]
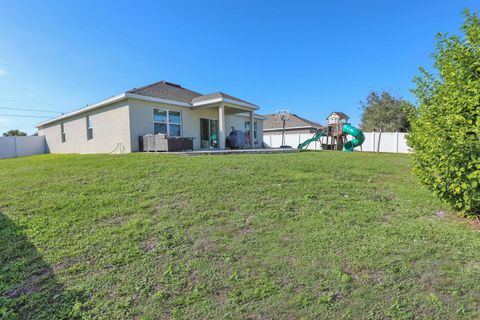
[{"left": 408, "top": 9, "right": 480, "bottom": 215}]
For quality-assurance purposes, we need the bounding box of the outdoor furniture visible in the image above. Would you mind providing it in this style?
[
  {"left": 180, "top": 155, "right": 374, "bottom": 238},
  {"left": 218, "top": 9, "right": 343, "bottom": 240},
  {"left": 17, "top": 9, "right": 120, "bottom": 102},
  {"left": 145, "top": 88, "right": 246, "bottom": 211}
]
[
  {"left": 226, "top": 130, "right": 246, "bottom": 149},
  {"left": 141, "top": 134, "right": 193, "bottom": 152}
]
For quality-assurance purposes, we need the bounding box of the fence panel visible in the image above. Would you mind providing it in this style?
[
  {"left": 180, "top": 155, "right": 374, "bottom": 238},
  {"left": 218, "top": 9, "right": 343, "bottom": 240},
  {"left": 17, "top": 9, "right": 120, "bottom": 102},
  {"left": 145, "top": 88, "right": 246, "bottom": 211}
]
[
  {"left": 0, "top": 136, "right": 46, "bottom": 159},
  {"left": 264, "top": 132, "right": 411, "bottom": 153}
]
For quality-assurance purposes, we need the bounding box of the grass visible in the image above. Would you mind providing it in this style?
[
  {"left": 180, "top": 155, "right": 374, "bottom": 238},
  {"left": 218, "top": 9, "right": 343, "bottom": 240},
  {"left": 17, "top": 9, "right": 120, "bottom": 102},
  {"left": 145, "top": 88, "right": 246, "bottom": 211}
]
[{"left": 1, "top": 151, "right": 479, "bottom": 319}]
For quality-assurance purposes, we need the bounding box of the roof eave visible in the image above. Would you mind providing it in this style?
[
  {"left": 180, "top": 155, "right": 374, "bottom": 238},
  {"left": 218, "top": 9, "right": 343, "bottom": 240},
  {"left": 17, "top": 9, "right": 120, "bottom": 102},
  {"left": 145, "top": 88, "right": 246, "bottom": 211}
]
[
  {"left": 192, "top": 97, "right": 259, "bottom": 110},
  {"left": 125, "top": 93, "right": 192, "bottom": 107},
  {"left": 35, "top": 93, "right": 128, "bottom": 128}
]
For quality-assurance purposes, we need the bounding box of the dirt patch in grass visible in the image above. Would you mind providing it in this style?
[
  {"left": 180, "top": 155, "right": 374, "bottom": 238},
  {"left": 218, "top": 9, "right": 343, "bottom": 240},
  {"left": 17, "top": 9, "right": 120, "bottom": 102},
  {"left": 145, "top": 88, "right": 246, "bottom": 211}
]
[
  {"left": 432, "top": 210, "right": 480, "bottom": 231},
  {"left": 434, "top": 210, "right": 446, "bottom": 219},
  {"left": 6, "top": 268, "right": 52, "bottom": 298},
  {"left": 97, "top": 214, "right": 130, "bottom": 227},
  {"left": 213, "top": 286, "right": 229, "bottom": 305},
  {"left": 145, "top": 238, "right": 157, "bottom": 252}
]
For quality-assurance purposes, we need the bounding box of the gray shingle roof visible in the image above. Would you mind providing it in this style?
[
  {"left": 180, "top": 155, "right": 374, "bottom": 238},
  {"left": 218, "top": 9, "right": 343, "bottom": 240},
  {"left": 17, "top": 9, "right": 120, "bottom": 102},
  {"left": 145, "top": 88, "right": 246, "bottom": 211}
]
[
  {"left": 263, "top": 113, "right": 323, "bottom": 130},
  {"left": 127, "top": 81, "right": 202, "bottom": 104},
  {"left": 128, "top": 81, "right": 255, "bottom": 106}
]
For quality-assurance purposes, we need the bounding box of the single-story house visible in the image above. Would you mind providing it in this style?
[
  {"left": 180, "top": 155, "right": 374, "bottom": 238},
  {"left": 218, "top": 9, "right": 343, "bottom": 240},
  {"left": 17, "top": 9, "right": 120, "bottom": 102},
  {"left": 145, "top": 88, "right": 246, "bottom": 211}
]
[
  {"left": 262, "top": 113, "right": 323, "bottom": 135},
  {"left": 36, "top": 81, "right": 265, "bottom": 153}
]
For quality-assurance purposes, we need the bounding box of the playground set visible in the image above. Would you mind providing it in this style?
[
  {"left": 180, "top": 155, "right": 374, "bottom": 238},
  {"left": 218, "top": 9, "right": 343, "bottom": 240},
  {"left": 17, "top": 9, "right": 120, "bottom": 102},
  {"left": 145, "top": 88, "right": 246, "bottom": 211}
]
[{"left": 297, "top": 111, "right": 365, "bottom": 152}]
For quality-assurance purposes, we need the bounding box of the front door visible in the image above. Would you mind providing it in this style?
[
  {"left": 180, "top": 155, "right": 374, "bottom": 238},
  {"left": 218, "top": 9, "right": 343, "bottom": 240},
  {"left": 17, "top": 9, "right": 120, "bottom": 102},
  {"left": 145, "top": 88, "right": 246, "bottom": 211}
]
[{"left": 200, "top": 118, "right": 218, "bottom": 148}]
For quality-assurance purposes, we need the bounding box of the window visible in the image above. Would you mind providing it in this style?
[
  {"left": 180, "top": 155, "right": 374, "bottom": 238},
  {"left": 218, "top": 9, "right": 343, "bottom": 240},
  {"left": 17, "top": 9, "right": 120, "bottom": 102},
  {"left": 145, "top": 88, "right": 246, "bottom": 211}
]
[
  {"left": 86, "top": 116, "right": 93, "bottom": 140},
  {"left": 61, "top": 123, "right": 66, "bottom": 143},
  {"left": 245, "top": 121, "right": 258, "bottom": 139},
  {"left": 168, "top": 111, "right": 181, "bottom": 137},
  {"left": 154, "top": 109, "right": 181, "bottom": 136}
]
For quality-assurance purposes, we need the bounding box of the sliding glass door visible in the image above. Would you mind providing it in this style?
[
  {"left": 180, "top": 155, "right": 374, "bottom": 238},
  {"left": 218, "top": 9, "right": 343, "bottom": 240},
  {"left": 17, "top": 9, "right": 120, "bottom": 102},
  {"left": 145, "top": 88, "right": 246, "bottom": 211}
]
[{"left": 200, "top": 118, "right": 218, "bottom": 149}]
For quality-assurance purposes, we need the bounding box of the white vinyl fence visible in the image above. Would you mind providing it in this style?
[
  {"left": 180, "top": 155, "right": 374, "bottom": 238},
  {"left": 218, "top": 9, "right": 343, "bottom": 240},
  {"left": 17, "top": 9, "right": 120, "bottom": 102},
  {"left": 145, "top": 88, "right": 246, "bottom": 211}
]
[
  {"left": 0, "top": 136, "right": 46, "bottom": 159},
  {"left": 263, "top": 132, "right": 411, "bottom": 153}
]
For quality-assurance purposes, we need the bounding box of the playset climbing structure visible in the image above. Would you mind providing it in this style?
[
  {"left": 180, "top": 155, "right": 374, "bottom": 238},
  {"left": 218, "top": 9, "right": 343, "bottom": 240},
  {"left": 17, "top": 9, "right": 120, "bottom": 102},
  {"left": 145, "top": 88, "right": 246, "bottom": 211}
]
[{"left": 297, "top": 112, "right": 365, "bottom": 152}]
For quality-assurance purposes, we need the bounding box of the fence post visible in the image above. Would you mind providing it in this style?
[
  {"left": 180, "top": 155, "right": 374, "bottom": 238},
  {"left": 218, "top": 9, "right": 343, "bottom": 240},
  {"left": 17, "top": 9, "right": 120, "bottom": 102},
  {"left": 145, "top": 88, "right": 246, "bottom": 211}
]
[
  {"left": 396, "top": 131, "right": 399, "bottom": 153},
  {"left": 372, "top": 131, "right": 375, "bottom": 152},
  {"left": 14, "top": 136, "right": 18, "bottom": 157}
]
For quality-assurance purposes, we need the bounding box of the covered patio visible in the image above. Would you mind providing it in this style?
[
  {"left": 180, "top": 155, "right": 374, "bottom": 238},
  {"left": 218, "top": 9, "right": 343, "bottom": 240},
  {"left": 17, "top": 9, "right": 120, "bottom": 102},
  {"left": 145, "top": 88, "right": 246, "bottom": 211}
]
[{"left": 191, "top": 92, "right": 260, "bottom": 149}]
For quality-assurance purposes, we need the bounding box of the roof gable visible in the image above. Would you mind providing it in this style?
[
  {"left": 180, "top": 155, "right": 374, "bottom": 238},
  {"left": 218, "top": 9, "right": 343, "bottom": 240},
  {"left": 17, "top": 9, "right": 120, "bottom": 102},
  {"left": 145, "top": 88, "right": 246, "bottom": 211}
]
[
  {"left": 191, "top": 92, "right": 255, "bottom": 106},
  {"left": 127, "top": 81, "right": 202, "bottom": 103}
]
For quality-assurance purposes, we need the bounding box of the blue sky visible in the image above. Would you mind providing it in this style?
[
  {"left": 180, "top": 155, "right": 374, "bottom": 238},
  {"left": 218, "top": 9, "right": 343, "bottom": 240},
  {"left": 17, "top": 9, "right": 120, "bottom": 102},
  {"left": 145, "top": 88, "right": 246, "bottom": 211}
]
[{"left": 0, "top": 0, "right": 478, "bottom": 134}]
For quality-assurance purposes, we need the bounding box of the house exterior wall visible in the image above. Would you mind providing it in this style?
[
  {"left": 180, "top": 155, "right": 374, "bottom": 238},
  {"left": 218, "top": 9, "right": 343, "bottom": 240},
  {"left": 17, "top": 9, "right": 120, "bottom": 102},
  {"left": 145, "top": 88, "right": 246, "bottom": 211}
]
[
  {"left": 38, "top": 98, "right": 264, "bottom": 154},
  {"left": 225, "top": 114, "right": 264, "bottom": 147},
  {"left": 128, "top": 99, "right": 219, "bottom": 151},
  {"left": 128, "top": 99, "right": 264, "bottom": 151},
  {"left": 38, "top": 100, "right": 131, "bottom": 154}
]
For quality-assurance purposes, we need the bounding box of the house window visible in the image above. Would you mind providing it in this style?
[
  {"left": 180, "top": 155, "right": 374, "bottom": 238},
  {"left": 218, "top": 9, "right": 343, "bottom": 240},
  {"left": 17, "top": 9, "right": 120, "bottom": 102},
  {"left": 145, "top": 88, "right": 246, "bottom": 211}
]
[
  {"left": 245, "top": 121, "right": 258, "bottom": 139},
  {"left": 154, "top": 109, "right": 181, "bottom": 136},
  {"left": 86, "top": 116, "right": 93, "bottom": 140},
  {"left": 169, "top": 111, "right": 181, "bottom": 137},
  {"left": 61, "top": 123, "right": 66, "bottom": 143}
]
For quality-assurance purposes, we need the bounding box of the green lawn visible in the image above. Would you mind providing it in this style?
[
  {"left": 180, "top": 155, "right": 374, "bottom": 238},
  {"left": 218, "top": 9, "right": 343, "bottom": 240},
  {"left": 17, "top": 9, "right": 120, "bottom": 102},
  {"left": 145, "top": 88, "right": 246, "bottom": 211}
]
[{"left": 1, "top": 152, "right": 479, "bottom": 319}]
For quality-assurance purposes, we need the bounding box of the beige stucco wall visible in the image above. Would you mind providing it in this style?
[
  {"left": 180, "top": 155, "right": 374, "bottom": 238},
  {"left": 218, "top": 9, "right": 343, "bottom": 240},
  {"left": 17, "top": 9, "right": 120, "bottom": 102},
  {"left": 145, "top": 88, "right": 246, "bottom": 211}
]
[
  {"left": 128, "top": 99, "right": 219, "bottom": 151},
  {"left": 38, "top": 98, "right": 264, "bottom": 153},
  {"left": 225, "top": 114, "right": 264, "bottom": 147},
  {"left": 38, "top": 100, "right": 131, "bottom": 154},
  {"left": 128, "top": 99, "right": 264, "bottom": 151}
]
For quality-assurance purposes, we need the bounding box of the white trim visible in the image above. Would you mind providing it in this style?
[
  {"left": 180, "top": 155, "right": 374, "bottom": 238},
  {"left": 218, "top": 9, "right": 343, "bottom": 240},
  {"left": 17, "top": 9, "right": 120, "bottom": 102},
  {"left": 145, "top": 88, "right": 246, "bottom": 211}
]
[
  {"left": 192, "top": 97, "right": 259, "bottom": 110},
  {"left": 235, "top": 112, "right": 266, "bottom": 120},
  {"left": 264, "top": 125, "right": 319, "bottom": 131},
  {"left": 126, "top": 93, "right": 191, "bottom": 107},
  {"left": 224, "top": 98, "right": 259, "bottom": 110},
  {"left": 35, "top": 93, "right": 127, "bottom": 127}
]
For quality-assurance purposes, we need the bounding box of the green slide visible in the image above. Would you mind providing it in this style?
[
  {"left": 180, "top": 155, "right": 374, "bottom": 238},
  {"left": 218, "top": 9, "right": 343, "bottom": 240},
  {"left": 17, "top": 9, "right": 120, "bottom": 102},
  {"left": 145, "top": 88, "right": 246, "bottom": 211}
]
[
  {"left": 342, "top": 123, "right": 365, "bottom": 152},
  {"left": 297, "top": 129, "right": 325, "bottom": 149}
]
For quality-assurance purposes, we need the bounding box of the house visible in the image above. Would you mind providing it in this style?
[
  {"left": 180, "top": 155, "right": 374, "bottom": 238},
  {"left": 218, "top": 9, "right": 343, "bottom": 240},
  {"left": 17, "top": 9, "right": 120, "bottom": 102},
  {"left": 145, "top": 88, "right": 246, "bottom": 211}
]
[
  {"left": 262, "top": 113, "right": 323, "bottom": 135},
  {"left": 36, "top": 81, "right": 265, "bottom": 153},
  {"left": 326, "top": 111, "right": 349, "bottom": 125}
]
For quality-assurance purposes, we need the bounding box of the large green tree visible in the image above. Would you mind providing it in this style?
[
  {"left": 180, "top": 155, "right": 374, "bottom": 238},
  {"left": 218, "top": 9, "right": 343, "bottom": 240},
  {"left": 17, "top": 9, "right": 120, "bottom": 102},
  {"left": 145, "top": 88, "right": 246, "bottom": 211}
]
[
  {"left": 3, "top": 129, "right": 27, "bottom": 137},
  {"left": 360, "top": 91, "right": 414, "bottom": 153},
  {"left": 360, "top": 91, "right": 413, "bottom": 132},
  {"left": 408, "top": 9, "right": 480, "bottom": 215}
]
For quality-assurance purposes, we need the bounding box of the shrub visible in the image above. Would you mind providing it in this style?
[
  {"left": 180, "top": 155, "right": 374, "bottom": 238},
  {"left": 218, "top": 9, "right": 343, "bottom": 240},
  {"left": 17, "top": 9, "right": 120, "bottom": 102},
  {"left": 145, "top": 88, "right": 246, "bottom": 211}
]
[{"left": 408, "top": 9, "right": 480, "bottom": 215}]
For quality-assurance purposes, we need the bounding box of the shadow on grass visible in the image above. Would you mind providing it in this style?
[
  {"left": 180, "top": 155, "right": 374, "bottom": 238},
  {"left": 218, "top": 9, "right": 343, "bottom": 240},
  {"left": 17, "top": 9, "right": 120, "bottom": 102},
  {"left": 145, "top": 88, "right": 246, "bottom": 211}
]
[{"left": 0, "top": 213, "right": 86, "bottom": 319}]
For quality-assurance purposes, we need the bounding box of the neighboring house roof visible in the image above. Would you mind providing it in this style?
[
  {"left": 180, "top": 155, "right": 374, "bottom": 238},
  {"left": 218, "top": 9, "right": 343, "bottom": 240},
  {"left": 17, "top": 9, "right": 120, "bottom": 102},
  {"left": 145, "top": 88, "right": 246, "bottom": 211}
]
[
  {"left": 36, "top": 80, "right": 259, "bottom": 128},
  {"left": 326, "top": 111, "right": 349, "bottom": 120},
  {"left": 262, "top": 113, "right": 323, "bottom": 131}
]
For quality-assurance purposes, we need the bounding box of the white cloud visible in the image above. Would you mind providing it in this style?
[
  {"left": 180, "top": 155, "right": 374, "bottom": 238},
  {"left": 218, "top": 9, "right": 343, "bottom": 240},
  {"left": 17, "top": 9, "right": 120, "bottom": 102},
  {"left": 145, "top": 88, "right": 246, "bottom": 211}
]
[
  {"left": 0, "top": 68, "right": 6, "bottom": 76},
  {"left": 0, "top": 118, "right": 7, "bottom": 122}
]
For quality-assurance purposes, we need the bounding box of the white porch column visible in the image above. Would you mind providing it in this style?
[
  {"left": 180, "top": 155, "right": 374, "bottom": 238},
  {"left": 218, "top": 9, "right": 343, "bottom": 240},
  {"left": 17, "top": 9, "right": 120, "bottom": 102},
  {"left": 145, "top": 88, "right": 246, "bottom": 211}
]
[
  {"left": 249, "top": 111, "right": 255, "bottom": 148},
  {"left": 218, "top": 103, "right": 226, "bottom": 149}
]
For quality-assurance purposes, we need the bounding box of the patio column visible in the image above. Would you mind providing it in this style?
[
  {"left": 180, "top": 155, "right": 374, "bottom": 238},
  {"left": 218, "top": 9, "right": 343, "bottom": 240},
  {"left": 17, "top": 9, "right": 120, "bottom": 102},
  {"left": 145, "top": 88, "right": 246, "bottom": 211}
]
[
  {"left": 218, "top": 102, "right": 226, "bottom": 149},
  {"left": 249, "top": 111, "right": 255, "bottom": 148}
]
